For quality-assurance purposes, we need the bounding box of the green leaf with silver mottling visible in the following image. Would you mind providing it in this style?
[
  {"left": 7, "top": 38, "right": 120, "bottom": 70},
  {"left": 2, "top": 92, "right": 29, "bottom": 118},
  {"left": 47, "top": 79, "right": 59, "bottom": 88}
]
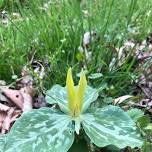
[
  {"left": 45, "top": 85, "right": 69, "bottom": 114},
  {"left": 127, "top": 108, "right": 144, "bottom": 122},
  {"left": 46, "top": 85, "right": 98, "bottom": 114},
  {"left": 4, "top": 108, "right": 74, "bottom": 152},
  {"left": 82, "top": 86, "right": 98, "bottom": 113},
  {"left": 0, "top": 135, "right": 6, "bottom": 152},
  {"left": 82, "top": 105, "right": 143, "bottom": 149}
]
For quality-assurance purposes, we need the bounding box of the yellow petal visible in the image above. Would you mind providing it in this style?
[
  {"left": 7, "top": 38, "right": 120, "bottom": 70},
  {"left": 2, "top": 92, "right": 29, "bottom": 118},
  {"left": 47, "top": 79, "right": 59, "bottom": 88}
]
[
  {"left": 66, "top": 68, "right": 75, "bottom": 112},
  {"left": 76, "top": 69, "right": 87, "bottom": 111}
]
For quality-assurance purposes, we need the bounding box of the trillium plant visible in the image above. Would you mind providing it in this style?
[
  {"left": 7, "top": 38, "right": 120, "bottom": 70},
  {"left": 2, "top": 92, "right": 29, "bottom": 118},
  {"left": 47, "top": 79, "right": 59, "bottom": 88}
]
[{"left": 2, "top": 68, "right": 143, "bottom": 152}]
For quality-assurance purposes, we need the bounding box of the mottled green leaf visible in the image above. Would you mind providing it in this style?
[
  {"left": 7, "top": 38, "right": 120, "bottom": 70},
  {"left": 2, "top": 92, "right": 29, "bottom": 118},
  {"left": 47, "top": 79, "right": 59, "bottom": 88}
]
[
  {"left": 46, "top": 85, "right": 98, "bottom": 114},
  {"left": 82, "top": 86, "right": 98, "bottom": 113},
  {"left": 0, "top": 135, "right": 6, "bottom": 152},
  {"left": 45, "top": 85, "right": 69, "bottom": 114},
  {"left": 127, "top": 108, "right": 144, "bottom": 122},
  {"left": 82, "top": 106, "right": 143, "bottom": 149},
  {"left": 4, "top": 108, "right": 74, "bottom": 152}
]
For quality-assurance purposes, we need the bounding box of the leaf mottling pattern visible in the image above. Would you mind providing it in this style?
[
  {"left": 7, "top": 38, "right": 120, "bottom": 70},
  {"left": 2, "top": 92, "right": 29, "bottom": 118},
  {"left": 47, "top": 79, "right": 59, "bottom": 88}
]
[
  {"left": 0, "top": 135, "right": 5, "bottom": 152},
  {"left": 4, "top": 108, "right": 74, "bottom": 152},
  {"left": 45, "top": 85, "right": 69, "bottom": 114},
  {"left": 82, "top": 106, "right": 143, "bottom": 149}
]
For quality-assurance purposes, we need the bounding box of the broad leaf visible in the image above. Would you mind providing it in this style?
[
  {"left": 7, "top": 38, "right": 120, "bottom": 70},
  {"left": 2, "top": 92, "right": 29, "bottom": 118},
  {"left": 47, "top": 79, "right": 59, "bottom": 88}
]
[
  {"left": 127, "top": 108, "right": 144, "bottom": 122},
  {"left": 4, "top": 108, "right": 74, "bottom": 152},
  {"left": 46, "top": 85, "right": 98, "bottom": 114},
  {"left": 46, "top": 85, "right": 69, "bottom": 114},
  {"left": 82, "top": 86, "right": 98, "bottom": 113},
  {"left": 0, "top": 135, "right": 6, "bottom": 152},
  {"left": 82, "top": 106, "right": 143, "bottom": 149}
]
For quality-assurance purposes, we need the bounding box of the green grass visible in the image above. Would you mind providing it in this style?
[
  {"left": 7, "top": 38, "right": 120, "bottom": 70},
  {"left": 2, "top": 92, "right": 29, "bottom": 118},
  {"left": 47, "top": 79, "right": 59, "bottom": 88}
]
[{"left": 0, "top": 0, "right": 152, "bottom": 97}]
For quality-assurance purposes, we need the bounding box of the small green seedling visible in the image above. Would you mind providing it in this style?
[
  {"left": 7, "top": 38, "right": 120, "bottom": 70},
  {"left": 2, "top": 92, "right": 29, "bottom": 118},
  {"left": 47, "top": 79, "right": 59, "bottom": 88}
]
[{"left": 2, "top": 68, "right": 143, "bottom": 152}]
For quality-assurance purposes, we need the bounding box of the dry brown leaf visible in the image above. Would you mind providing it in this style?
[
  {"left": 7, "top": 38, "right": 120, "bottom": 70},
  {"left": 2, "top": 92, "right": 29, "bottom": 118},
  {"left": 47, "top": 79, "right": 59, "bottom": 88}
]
[
  {"left": 0, "top": 103, "right": 10, "bottom": 111},
  {"left": 1, "top": 108, "right": 14, "bottom": 133},
  {"left": 114, "top": 95, "right": 133, "bottom": 105},
  {"left": 32, "top": 60, "right": 45, "bottom": 80},
  {"left": 34, "top": 94, "right": 47, "bottom": 108},
  {"left": 0, "top": 103, "right": 10, "bottom": 132},
  {"left": 1, "top": 86, "right": 34, "bottom": 113},
  {"left": 1, "top": 88, "right": 23, "bottom": 109},
  {"left": 11, "top": 110, "right": 21, "bottom": 122},
  {"left": 20, "top": 87, "right": 33, "bottom": 112},
  {"left": 0, "top": 111, "right": 7, "bottom": 128},
  {"left": 134, "top": 99, "right": 152, "bottom": 108},
  {"left": 138, "top": 74, "right": 152, "bottom": 99},
  {"left": 0, "top": 72, "right": 35, "bottom": 133},
  {"left": 116, "top": 40, "right": 136, "bottom": 66},
  {"left": 17, "top": 75, "right": 34, "bottom": 88},
  {"left": 83, "top": 31, "right": 97, "bottom": 47},
  {"left": 0, "top": 106, "right": 21, "bottom": 133},
  {"left": 0, "top": 93, "right": 9, "bottom": 102},
  {"left": 16, "top": 65, "right": 34, "bottom": 88},
  {"left": 0, "top": 86, "right": 9, "bottom": 102}
]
